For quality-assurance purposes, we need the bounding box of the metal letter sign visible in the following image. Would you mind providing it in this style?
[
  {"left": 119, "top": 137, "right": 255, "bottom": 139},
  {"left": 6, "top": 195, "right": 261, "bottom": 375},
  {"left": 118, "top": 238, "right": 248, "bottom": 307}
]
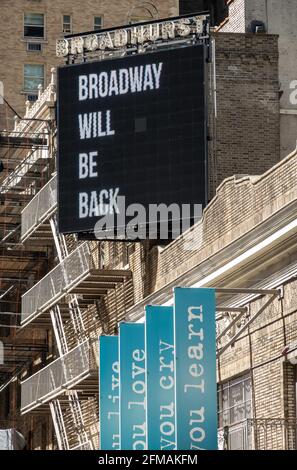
[
  {"left": 119, "top": 322, "right": 146, "bottom": 450},
  {"left": 174, "top": 287, "right": 217, "bottom": 450},
  {"left": 99, "top": 335, "right": 120, "bottom": 450},
  {"left": 145, "top": 305, "right": 175, "bottom": 450}
]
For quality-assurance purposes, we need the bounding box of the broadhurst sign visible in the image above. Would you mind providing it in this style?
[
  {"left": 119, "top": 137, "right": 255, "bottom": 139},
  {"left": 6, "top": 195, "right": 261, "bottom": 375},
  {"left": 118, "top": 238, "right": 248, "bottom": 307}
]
[
  {"left": 57, "top": 44, "right": 206, "bottom": 239},
  {"left": 56, "top": 15, "right": 209, "bottom": 59},
  {"left": 99, "top": 288, "right": 217, "bottom": 450}
]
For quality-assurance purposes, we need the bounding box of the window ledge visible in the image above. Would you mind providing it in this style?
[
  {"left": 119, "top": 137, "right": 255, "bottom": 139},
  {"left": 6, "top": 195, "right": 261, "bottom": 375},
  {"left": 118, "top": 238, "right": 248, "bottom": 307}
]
[
  {"left": 21, "top": 38, "right": 48, "bottom": 44},
  {"left": 20, "top": 91, "right": 39, "bottom": 96}
]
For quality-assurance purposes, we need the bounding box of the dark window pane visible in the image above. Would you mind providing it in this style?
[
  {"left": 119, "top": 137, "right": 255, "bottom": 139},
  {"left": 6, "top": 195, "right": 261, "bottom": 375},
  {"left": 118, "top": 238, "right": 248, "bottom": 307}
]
[
  {"left": 94, "top": 16, "right": 102, "bottom": 30},
  {"left": 24, "top": 26, "right": 44, "bottom": 38}
]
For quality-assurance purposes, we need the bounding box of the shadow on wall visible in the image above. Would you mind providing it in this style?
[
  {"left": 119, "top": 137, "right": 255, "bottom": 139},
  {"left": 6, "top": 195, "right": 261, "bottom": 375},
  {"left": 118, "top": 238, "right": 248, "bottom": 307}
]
[
  {"left": 0, "top": 340, "right": 3, "bottom": 365},
  {"left": 179, "top": 0, "right": 228, "bottom": 26}
]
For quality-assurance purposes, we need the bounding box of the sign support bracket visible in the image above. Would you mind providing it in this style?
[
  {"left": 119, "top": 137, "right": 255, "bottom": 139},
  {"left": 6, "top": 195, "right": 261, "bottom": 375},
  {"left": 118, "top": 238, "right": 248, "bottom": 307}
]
[{"left": 216, "top": 288, "right": 280, "bottom": 357}]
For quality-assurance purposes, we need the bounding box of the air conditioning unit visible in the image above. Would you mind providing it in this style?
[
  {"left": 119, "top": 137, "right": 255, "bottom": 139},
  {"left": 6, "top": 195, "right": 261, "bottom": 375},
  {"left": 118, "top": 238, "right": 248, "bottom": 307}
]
[
  {"left": 27, "top": 94, "right": 38, "bottom": 102},
  {"left": 249, "top": 20, "right": 266, "bottom": 33},
  {"left": 27, "top": 42, "right": 42, "bottom": 52}
]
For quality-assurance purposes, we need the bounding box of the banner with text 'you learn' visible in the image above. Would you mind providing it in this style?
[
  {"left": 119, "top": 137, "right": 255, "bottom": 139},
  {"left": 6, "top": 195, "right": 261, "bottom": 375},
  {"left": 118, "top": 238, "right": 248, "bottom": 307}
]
[{"left": 174, "top": 287, "right": 217, "bottom": 450}]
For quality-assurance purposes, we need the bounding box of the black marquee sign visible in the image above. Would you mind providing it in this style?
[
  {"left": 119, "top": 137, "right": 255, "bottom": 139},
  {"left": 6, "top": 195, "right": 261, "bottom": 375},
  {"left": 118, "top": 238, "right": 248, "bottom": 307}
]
[{"left": 57, "top": 44, "right": 207, "bottom": 238}]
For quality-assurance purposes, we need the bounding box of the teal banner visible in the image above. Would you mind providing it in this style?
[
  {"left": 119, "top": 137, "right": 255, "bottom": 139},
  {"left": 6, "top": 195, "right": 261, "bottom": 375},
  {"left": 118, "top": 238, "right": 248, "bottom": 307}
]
[
  {"left": 119, "top": 322, "right": 146, "bottom": 450},
  {"left": 145, "top": 305, "right": 176, "bottom": 450},
  {"left": 174, "top": 287, "right": 217, "bottom": 450},
  {"left": 99, "top": 335, "right": 120, "bottom": 450}
]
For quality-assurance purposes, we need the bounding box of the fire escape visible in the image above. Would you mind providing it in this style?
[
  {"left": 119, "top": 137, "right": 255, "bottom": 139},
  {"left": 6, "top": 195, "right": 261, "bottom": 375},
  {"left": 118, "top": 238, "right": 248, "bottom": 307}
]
[
  {"left": 0, "top": 79, "right": 53, "bottom": 438},
  {"left": 1, "top": 70, "right": 131, "bottom": 449}
]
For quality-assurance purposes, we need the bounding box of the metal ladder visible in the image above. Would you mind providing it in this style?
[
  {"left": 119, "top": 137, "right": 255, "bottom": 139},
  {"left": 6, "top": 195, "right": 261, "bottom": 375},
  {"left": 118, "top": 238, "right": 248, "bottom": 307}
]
[
  {"left": 47, "top": 214, "right": 92, "bottom": 449},
  {"left": 68, "top": 391, "right": 92, "bottom": 449},
  {"left": 49, "top": 400, "right": 70, "bottom": 450},
  {"left": 50, "top": 305, "right": 68, "bottom": 356},
  {"left": 68, "top": 296, "right": 87, "bottom": 344}
]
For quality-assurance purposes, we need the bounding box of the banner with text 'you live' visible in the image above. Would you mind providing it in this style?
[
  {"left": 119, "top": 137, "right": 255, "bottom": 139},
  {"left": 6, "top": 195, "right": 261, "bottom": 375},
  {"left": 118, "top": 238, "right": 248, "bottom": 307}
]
[
  {"left": 99, "top": 335, "right": 120, "bottom": 450},
  {"left": 119, "top": 322, "right": 146, "bottom": 450},
  {"left": 174, "top": 287, "right": 217, "bottom": 450}
]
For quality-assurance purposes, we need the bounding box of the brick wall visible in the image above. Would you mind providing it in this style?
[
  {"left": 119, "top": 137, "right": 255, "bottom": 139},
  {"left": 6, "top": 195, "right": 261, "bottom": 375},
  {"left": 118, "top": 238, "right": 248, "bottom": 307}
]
[
  {"left": 217, "top": 0, "right": 297, "bottom": 158},
  {"left": 208, "top": 32, "right": 280, "bottom": 198},
  {"left": 0, "top": 0, "right": 178, "bottom": 119},
  {"left": 141, "top": 147, "right": 296, "bottom": 295},
  {"left": 218, "top": 280, "right": 297, "bottom": 431}
]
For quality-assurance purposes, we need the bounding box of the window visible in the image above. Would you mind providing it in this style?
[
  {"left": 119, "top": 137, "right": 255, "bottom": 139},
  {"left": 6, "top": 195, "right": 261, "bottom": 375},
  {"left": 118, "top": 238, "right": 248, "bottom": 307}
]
[
  {"left": 63, "top": 15, "right": 72, "bottom": 34},
  {"left": 130, "top": 17, "right": 150, "bottom": 24},
  {"left": 218, "top": 374, "right": 252, "bottom": 449},
  {"left": 24, "top": 13, "right": 44, "bottom": 38},
  {"left": 27, "top": 42, "right": 42, "bottom": 52},
  {"left": 24, "top": 64, "right": 44, "bottom": 93},
  {"left": 94, "top": 16, "right": 103, "bottom": 31},
  {"left": 218, "top": 374, "right": 252, "bottom": 427},
  {"left": 27, "top": 94, "right": 38, "bottom": 103}
]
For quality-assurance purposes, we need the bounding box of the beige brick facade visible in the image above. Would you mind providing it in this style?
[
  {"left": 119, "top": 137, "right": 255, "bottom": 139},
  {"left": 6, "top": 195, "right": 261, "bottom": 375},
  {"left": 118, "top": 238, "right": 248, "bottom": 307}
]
[
  {"left": 0, "top": 0, "right": 178, "bottom": 126},
  {"left": 0, "top": 11, "right": 296, "bottom": 449}
]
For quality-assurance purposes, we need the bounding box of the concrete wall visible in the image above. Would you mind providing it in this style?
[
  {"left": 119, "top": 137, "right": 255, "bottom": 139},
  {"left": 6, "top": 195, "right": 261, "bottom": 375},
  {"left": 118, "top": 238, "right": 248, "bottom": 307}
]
[{"left": 219, "top": 0, "right": 245, "bottom": 32}]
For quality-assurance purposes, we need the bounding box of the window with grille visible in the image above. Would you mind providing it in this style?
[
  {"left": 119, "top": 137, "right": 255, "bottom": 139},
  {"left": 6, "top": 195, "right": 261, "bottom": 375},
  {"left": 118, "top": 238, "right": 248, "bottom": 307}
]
[
  {"left": 24, "top": 13, "right": 44, "bottom": 38},
  {"left": 63, "top": 15, "right": 72, "bottom": 34},
  {"left": 218, "top": 374, "right": 252, "bottom": 428},
  {"left": 218, "top": 374, "right": 252, "bottom": 449},
  {"left": 27, "top": 94, "right": 38, "bottom": 102},
  {"left": 27, "top": 42, "right": 42, "bottom": 52},
  {"left": 24, "top": 64, "right": 44, "bottom": 92},
  {"left": 94, "top": 16, "right": 103, "bottom": 31}
]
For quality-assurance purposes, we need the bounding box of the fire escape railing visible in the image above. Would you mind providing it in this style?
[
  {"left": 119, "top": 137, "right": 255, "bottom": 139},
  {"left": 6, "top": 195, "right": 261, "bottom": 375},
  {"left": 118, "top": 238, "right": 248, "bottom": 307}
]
[
  {"left": 21, "top": 174, "right": 57, "bottom": 242},
  {"left": 21, "top": 242, "right": 95, "bottom": 325},
  {"left": 220, "top": 418, "right": 297, "bottom": 450},
  {"left": 21, "top": 340, "right": 95, "bottom": 413}
]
